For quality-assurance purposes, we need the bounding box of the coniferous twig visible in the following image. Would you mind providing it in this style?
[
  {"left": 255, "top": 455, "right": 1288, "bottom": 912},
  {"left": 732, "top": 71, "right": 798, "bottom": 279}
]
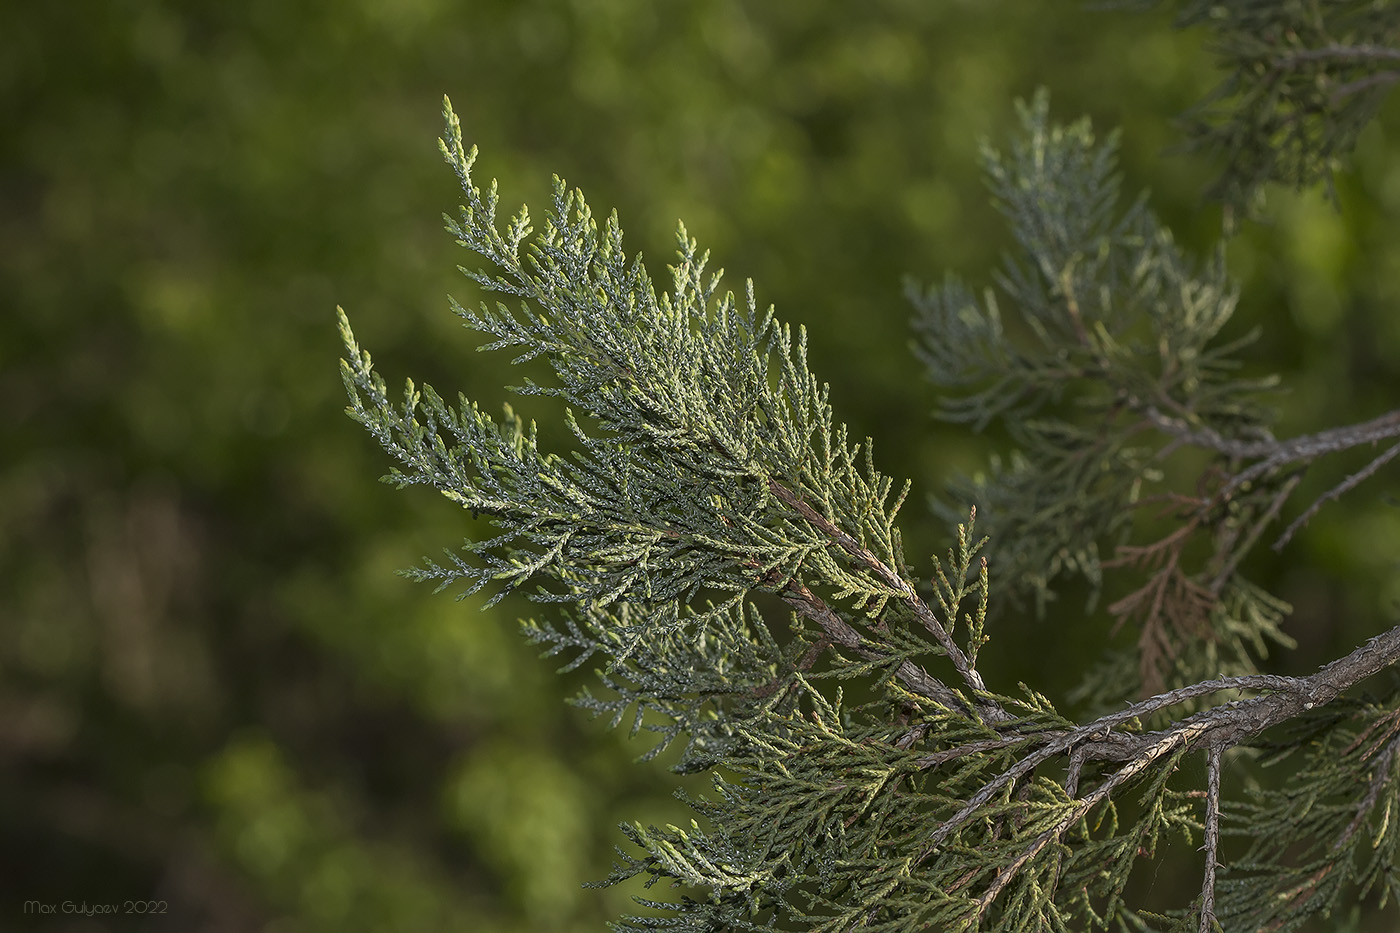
[
  {"left": 1140, "top": 0, "right": 1400, "bottom": 213},
  {"left": 343, "top": 90, "right": 1400, "bottom": 931}
]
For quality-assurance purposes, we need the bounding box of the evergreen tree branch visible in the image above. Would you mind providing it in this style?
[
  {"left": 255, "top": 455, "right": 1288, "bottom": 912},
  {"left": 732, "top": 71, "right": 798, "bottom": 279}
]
[
  {"left": 1208, "top": 473, "right": 1299, "bottom": 592},
  {"left": 343, "top": 83, "right": 1400, "bottom": 928},
  {"left": 916, "top": 624, "right": 1400, "bottom": 921},
  {"left": 341, "top": 98, "right": 1016, "bottom": 769},
  {"left": 768, "top": 481, "right": 1005, "bottom": 723},
  {"left": 913, "top": 94, "right": 1300, "bottom": 698},
  {"left": 771, "top": 574, "right": 974, "bottom": 717},
  {"left": 1273, "top": 439, "right": 1400, "bottom": 549},
  {"left": 1141, "top": 0, "right": 1400, "bottom": 211},
  {"left": 915, "top": 92, "right": 1399, "bottom": 705},
  {"left": 1144, "top": 406, "right": 1400, "bottom": 489},
  {"left": 1145, "top": 404, "right": 1400, "bottom": 550},
  {"left": 1219, "top": 701, "right": 1400, "bottom": 931},
  {"left": 1200, "top": 745, "right": 1222, "bottom": 933},
  {"left": 1269, "top": 43, "right": 1400, "bottom": 66}
]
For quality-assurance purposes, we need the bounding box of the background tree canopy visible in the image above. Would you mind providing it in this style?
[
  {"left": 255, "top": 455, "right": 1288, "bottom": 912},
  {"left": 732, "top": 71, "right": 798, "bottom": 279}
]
[{"left": 5, "top": 2, "right": 1400, "bottom": 930}]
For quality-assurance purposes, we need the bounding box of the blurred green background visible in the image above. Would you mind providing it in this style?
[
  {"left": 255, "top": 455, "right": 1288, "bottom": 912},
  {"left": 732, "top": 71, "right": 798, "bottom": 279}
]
[{"left": 6, "top": 1, "right": 1400, "bottom": 930}]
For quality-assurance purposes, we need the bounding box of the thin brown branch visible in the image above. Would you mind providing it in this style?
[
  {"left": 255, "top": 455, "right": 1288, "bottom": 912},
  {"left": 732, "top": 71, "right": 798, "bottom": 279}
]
[
  {"left": 1106, "top": 520, "right": 1216, "bottom": 693},
  {"left": 1258, "top": 726, "right": 1400, "bottom": 932},
  {"left": 916, "top": 624, "right": 1400, "bottom": 912},
  {"left": 973, "top": 723, "right": 1208, "bottom": 923},
  {"left": 915, "top": 735, "right": 1028, "bottom": 769},
  {"left": 768, "top": 478, "right": 1008, "bottom": 723},
  {"left": 1209, "top": 472, "right": 1301, "bottom": 592},
  {"left": 1273, "top": 441, "right": 1400, "bottom": 550},
  {"left": 1343, "top": 731, "right": 1400, "bottom": 847},
  {"left": 1329, "top": 69, "right": 1400, "bottom": 105},
  {"left": 1220, "top": 408, "right": 1400, "bottom": 499},
  {"left": 1143, "top": 406, "right": 1400, "bottom": 473},
  {"left": 1105, "top": 521, "right": 1196, "bottom": 574},
  {"left": 1271, "top": 44, "right": 1400, "bottom": 67},
  {"left": 1199, "top": 745, "right": 1222, "bottom": 933},
  {"left": 775, "top": 577, "right": 973, "bottom": 716}
]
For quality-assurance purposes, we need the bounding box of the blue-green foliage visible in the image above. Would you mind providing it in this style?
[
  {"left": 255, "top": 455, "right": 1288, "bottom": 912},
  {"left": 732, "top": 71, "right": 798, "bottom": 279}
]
[
  {"left": 343, "top": 89, "right": 1400, "bottom": 931},
  {"left": 1160, "top": 0, "right": 1400, "bottom": 212},
  {"left": 911, "top": 93, "right": 1292, "bottom": 701},
  {"left": 341, "top": 99, "right": 915, "bottom": 624},
  {"left": 340, "top": 98, "right": 939, "bottom": 777},
  {"left": 1215, "top": 697, "right": 1400, "bottom": 932},
  {"left": 340, "top": 96, "right": 1209, "bottom": 931},
  {"left": 912, "top": 92, "right": 1272, "bottom": 597}
]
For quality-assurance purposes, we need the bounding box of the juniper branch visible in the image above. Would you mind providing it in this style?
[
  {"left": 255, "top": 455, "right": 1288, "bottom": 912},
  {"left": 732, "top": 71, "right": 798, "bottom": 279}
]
[
  {"left": 1145, "top": 404, "right": 1400, "bottom": 550},
  {"left": 773, "top": 575, "right": 974, "bottom": 716},
  {"left": 916, "top": 625, "right": 1400, "bottom": 919},
  {"left": 343, "top": 85, "right": 1400, "bottom": 931},
  {"left": 1144, "top": 406, "right": 1400, "bottom": 487},
  {"left": 1273, "top": 440, "right": 1400, "bottom": 549},
  {"left": 1269, "top": 43, "right": 1400, "bottom": 67},
  {"left": 1149, "top": 0, "right": 1400, "bottom": 210},
  {"left": 1198, "top": 743, "right": 1223, "bottom": 932},
  {"left": 769, "top": 481, "right": 1005, "bottom": 722}
]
